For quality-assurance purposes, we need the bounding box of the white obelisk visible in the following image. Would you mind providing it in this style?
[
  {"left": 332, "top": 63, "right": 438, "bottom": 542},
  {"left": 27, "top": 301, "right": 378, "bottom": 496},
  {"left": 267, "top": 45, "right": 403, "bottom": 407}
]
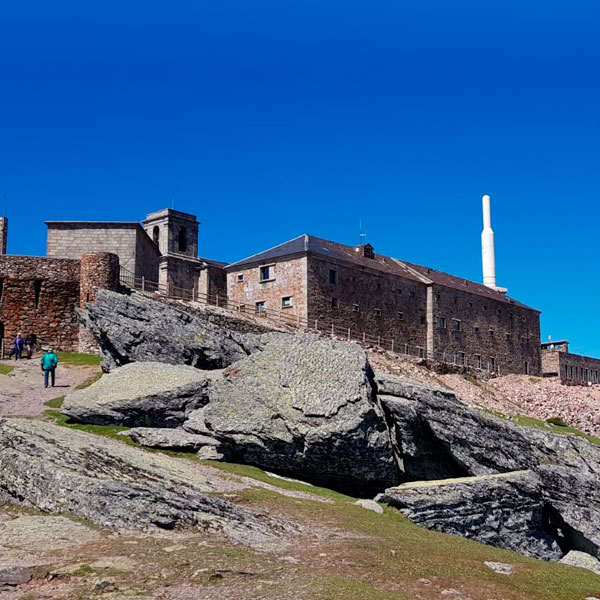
[{"left": 481, "top": 194, "right": 497, "bottom": 289}]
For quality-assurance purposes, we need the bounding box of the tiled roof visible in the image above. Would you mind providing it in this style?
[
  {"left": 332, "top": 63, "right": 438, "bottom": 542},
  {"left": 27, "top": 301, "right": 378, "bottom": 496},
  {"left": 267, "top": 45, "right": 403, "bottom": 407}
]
[{"left": 226, "top": 234, "right": 536, "bottom": 310}]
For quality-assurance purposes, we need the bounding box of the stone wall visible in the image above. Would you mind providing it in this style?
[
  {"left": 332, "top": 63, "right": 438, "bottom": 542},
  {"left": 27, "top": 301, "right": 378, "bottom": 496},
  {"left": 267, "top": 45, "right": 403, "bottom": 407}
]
[
  {"left": 0, "top": 256, "right": 81, "bottom": 352},
  {"left": 46, "top": 222, "right": 159, "bottom": 281},
  {"left": 541, "top": 349, "right": 561, "bottom": 377},
  {"left": 431, "top": 286, "right": 541, "bottom": 375},
  {"left": 306, "top": 255, "right": 428, "bottom": 351},
  {"left": 227, "top": 255, "right": 308, "bottom": 322},
  {"left": 545, "top": 350, "right": 600, "bottom": 384}
]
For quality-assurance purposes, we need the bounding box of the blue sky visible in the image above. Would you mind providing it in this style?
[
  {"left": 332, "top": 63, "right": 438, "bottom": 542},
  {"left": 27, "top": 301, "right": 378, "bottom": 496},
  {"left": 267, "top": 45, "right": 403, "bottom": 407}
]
[{"left": 1, "top": 1, "right": 599, "bottom": 355}]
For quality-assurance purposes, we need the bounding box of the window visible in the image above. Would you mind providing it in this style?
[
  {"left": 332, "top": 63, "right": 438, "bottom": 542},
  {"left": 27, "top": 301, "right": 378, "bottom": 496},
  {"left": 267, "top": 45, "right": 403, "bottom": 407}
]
[
  {"left": 452, "top": 319, "right": 461, "bottom": 332},
  {"left": 521, "top": 316, "right": 527, "bottom": 323},
  {"left": 237, "top": 274, "right": 244, "bottom": 283},
  {"left": 255, "top": 301, "right": 266, "bottom": 313},
  {"left": 508, "top": 312, "right": 514, "bottom": 320},
  {"left": 489, "top": 329, "right": 495, "bottom": 337},
  {"left": 152, "top": 225, "right": 160, "bottom": 250},
  {"left": 329, "top": 270, "right": 337, "bottom": 284},
  {"left": 377, "top": 283, "right": 381, "bottom": 290},
  {"left": 468, "top": 302, "right": 473, "bottom": 308},
  {"left": 410, "top": 291, "right": 416, "bottom": 298},
  {"left": 474, "top": 326, "right": 480, "bottom": 333},
  {"left": 438, "top": 316, "right": 446, "bottom": 329},
  {"left": 331, "top": 297, "right": 339, "bottom": 309},
  {"left": 436, "top": 293, "right": 441, "bottom": 301},
  {"left": 281, "top": 296, "right": 292, "bottom": 308},
  {"left": 351, "top": 276, "right": 356, "bottom": 282},
  {"left": 496, "top": 308, "right": 502, "bottom": 316},
  {"left": 505, "top": 333, "right": 511, "bottom": 341},
  {"left": 454, "top": 297, "right": 458, "bottom": 305},
  {"left": 397, "top": 312, "right": 404, "bottom": 321},
  {"left": 34, "top": 280, "right": 42, "bottom": 309},
  {"left": 260, "top": 266, "right": 272, "bottom": 281},
  {"left": 178, "top": 226, "right": 187, "bottom": 252},
  {"left": 352, "top": 303, "right": 359, "bottom": 312},
  {"left": 489, "top": 357, "right": 496, "bottom": 371},
  {"left": 474, "top": 354, "right": 482, "bottom": 369},
  {"left": 458, "top": 352, "right": 465, "bottom": 365},
  {"left": 374, "top": 308, "right": 382, "bottom": 316},
  {"left": 420, "top": 315, "right": 426, "bottom": 325}
]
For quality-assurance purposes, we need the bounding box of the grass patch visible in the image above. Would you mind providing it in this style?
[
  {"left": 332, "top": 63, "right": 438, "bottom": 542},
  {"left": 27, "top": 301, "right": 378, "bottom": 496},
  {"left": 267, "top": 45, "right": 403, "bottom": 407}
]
[
  {"left": 56, "top": 352, "right": 103, "bottom": 366},
  {"left": 44, "top": 396, "right": 65, "bottom": 409},
  {"left": 45, "top": 410, "right": 130, "bottom": 439},
  {"left": 0, "top": 363, "right": 14, "bottom": 375}
]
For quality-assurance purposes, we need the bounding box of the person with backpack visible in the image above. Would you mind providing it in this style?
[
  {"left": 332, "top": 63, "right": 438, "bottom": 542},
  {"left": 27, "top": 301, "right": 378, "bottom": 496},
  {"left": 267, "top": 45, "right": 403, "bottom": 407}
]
[
  {"left": 13, "top": 334, "right": 24, "bottom": 360},
  {"left": 40, "top": 348, "right": 59, "bottom": 388}
]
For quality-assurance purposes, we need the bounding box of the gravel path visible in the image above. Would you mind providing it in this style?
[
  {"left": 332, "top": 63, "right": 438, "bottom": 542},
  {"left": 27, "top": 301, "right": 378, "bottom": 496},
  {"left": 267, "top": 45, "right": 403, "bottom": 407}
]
[{"left": 0, "top": 356, "right": 99, "bottom": 418}]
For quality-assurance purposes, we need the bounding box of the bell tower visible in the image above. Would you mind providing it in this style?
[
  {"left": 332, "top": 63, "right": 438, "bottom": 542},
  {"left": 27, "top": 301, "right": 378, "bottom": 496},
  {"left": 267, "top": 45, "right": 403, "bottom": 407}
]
[{"left": 143, "top": 209, "right": 199, "bottom": 258}]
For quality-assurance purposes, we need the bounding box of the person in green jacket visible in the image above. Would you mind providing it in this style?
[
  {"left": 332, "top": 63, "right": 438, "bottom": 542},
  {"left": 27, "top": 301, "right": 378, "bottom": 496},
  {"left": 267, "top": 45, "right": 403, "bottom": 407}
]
[{"left": 40, "top": 348, "right": 58, "bottom": 388}]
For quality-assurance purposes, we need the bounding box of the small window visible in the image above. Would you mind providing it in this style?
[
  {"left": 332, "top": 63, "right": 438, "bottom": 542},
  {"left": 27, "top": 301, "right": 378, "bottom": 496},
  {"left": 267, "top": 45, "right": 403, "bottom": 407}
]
[
  {"left": 374, "top": 308, "right": 382, "bottom": 316},
  {"left": 521, "top": 316, "right": 526, "bottom": 323},
  {"left": 152, "top": 225, "right": 160, "bottom": 250},
  {"left": 474, "top": 326, "right": 480, "bottom": 333},
  {"left": 438, "top": 316, "right": 446, "bottom": 329},
  {"left": 351, "top": 276, "right": 356, "bottom": 282},
  {"left": 329, "top": 270, "right": 337, "bottom": 284},
  {"left": 489, "top": 329, "right": 495, "bottom": 337},
  {"left": 377, "top": 283, "right": 381, "bottom": 290},
  {"left": 508, "top": 312, "right": 514, "bottom": 320},
  {"left": 178, "top": 225, "right": 187, "bottom": 253},
  {"left": 331, "top": 297, "right": 339, "bottom": 309},
  {"left": 410, "top": 291, "right": 416, "bottom": 298},
  {"left": 468, "top": 302, "right": 473, "bottom": 308},
  {"left": 436, "top": 293, "right": 441, "bottom": 301},
  {"left": 489, "top": 357, "right": 496, "bottom": 370},
  {"left": 352, "top": 303, "right": 359, "bottom": 312},
  {"left": 255, "top": 301, "right": 265, "bottom": 313},
  {"left": 458, "top": 352, "right": 465, "bottom": 365},
  {"left": 281, "top": 296, "right": 292, "bottom": 308},
  {"left": 420, "top": 315, "right": 426, "bottom": 325},
  {"left": 397, "top": 312, "right": 404, "bottom": 321},
  {"left": 34, "top": 280, "right": 42, "bottom": 309},
  {"left": 505, "top": 333, "right": 511, "bottom": 341},
  {"left": 524, "top": 361, "right": 530, "bottom": 375},
  {"left": 496, "top": 308, "right": 502, "bottom": 316},
  {"left": 237, "top": 274, "right": 244, "bottom": 283},
  {"left": 454, "top": 297, "right": 458, "bottom": 305},
  {"left": 452, "top": 319, "right": 461, "bottom": 332},
  {"left": 474, "top": 354, "right": 482, "bottom": 368},
  {"left": 260, "top": 266, "right": 272, "bottom": 281}
]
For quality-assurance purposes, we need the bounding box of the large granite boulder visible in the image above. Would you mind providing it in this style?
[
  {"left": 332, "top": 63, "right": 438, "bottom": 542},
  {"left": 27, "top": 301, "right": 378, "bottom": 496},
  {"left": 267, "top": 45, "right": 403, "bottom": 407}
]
[
  {"left": 78, "top": 290, "right": 252, "bottom": 371},
  {"left": 0, "top": 418, "right": 291, "bottom": 548},
  {"left": 184, "top": 335, "right": 398, "bottom": 495},
  {"left": 121, "top": 427, "right": 225, "bottom": 455},
  {"left": 61, "top": 362, "right": 217, "bottom": 427},
  {"left": 380, "top": 470, "right": 562, "bottom": 561}
]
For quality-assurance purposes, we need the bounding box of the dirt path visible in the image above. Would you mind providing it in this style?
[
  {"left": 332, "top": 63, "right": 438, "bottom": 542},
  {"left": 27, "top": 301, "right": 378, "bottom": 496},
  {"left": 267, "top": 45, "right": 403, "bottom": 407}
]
[{"left": 0, "top": 356, "right": 99, "bottom": 418}]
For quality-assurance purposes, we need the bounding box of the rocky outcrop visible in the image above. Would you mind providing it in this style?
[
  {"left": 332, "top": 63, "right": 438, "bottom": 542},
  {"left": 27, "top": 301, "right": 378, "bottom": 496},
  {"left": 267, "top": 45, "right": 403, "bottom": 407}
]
[
  {"left": 77, "top": 290, "right": 253, "bottom": 371},
  {"left": 559, "top": 550, "right": 600, "bottom": 575},
  {"left": 0, "top": 418, "right": 292, "bottom": 548},
  {"left": 121, "top": 427, "right": 225, "bottom": 454},
  {"left": 61, "top": 362, "right": 216, "bottom": 427},
  {"left": 184, "top": 335, "right": 398, "bottom": 495},
  {"left": 380, "top": 470, "right": 562, "bottom": 561}
]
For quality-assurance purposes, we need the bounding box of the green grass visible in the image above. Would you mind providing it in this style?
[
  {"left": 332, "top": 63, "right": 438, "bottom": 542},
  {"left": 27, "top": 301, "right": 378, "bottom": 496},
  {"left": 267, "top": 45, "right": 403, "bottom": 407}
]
[
  {"left": 56, "top": 352, "right": 103, "bottom": 366},
  {"left": 45, "top": 410, "right": 130, "bottom": 439},
  {"left": 44, "top": 396, "right": 65, "bottom": 409},
  {"left": 74, "top": 371, "right": 103, "bottom": 389},
  {"left": 0, "top": 363, "right": 14, "bottom": 375}
]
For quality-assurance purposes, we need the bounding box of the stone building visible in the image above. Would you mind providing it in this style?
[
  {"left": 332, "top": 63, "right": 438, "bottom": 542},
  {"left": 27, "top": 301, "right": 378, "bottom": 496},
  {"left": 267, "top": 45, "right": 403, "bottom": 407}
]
[
  {"left": 541, "top": 340, "right": 600, "bottom": 384},
  {"left": 226, "top": 234, "right": 542, "bottom": 375},
  {"left": 46, "top": 208, "right": 227, "bottom": 300}
]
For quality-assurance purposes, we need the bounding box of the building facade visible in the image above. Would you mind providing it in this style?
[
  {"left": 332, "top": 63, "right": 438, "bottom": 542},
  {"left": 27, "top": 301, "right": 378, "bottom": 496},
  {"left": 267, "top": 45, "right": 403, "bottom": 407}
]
[
  {"left": 226, "top": 235, "right": 542, "bottom": 375},
  {"left": 541, "top": 340, "right": 600, "bottom": 384}
]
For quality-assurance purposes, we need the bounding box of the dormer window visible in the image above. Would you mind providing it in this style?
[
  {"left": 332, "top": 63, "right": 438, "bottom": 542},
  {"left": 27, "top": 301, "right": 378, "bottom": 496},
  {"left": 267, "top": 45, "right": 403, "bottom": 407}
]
[{"left": 363, "top": 244, "right": 375, "bottom": 259}]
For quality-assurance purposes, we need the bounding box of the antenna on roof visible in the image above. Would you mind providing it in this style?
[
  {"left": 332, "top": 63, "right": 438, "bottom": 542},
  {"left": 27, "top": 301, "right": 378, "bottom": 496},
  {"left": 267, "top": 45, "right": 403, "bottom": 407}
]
[
  {"left": 359, "top": 218, "right": 366, "bottom": 245},
  {"left": 2, "top": 194, "right": 5, "bottom": 218}
]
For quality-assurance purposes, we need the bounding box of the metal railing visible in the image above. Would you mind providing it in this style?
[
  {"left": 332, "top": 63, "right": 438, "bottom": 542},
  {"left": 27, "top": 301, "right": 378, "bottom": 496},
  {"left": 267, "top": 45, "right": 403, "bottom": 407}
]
[{"left": 118, "top": 267, "right": 499, "bottom": 374}]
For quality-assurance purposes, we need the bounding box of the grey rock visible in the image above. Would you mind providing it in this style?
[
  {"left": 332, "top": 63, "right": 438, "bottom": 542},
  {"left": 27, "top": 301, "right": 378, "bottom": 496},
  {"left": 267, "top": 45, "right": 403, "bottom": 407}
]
[
  {"left": 61, "top": 362, "right": 215, "bottom": 427},
  {"left": 0, "top": 418, "right": 292, "bottom": 548},
  {"left": 354, "top": 499, "right": 383, "bottom": 514},
  {"left": 483, "top": 561, "right": 515, "bottom": 575},
  {"left": 124, "top": 427, "right": 224, "bottom": 453},
  {"left": 78, "top": 290, "right": 252, "bottom": 371},
  {"left": 381, "top": 470, "right": 562, "bottom": 561},
  {"left": 0, "top": 565, "right": 33, "bottom": 586},
  {"left": 559, "top": 551, "right": 600, "bottom": 575},
  {"left": 185, "top": 335, "right": 398, "bottom": 495}
]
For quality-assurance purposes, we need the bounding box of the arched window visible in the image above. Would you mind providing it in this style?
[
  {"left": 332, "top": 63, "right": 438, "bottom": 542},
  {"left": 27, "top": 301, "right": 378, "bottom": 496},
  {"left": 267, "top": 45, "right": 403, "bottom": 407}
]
[
  {"left": 178, "top": 226, "right": 187, "bottom": 252},
  {"left": 152, "top": 226, "right": 160, "bottom": 250}
]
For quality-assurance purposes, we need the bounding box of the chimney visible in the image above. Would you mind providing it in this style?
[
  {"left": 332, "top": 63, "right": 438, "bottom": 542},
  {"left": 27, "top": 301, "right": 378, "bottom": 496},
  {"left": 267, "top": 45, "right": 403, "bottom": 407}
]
[
  {"left": 481, "top": 195, "right": 496, "bottom": 289},
  {"left": 0, "top": 217, "right": 7, "bottom": 255}
]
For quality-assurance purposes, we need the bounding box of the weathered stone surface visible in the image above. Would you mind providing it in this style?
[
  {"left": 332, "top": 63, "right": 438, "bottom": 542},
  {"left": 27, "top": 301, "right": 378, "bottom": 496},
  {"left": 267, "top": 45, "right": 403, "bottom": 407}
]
[
  {"left": 381, "top": 470, "right": 562, "bottom": 561},
  {"left": 61, "top": 362, "right": 215, "bottom": 427},
  {"left": 0, "top": 418, "right": 291, "bottom": 548},
  {"left": 0, "top": 565, "right": 33, "bottom": 586},
  {"left": 123, "top": 427, "right": 224, "bottom": 453},
  {"left": 185, "top": 336, "right": 398, "bottom": 495},
  {"left": 559, "top": 551, "right": 600, "bottom": 575},
  {"left": 78, "top": 290, "right": 252, "bottom": 371}
]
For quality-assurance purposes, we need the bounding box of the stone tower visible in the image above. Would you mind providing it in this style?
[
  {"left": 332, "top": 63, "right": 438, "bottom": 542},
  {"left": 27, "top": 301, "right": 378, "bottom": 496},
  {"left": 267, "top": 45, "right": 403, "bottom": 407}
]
[
  {"left": 142, "top": 209, "right": 199, "bottom": 258},
  {"left": 0, "top": 217, "right": 8, "bottom": 254}
]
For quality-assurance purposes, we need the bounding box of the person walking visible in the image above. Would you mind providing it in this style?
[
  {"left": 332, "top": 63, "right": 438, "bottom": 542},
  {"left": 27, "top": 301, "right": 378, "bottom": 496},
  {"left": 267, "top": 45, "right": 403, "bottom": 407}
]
[
  {"left": 25, "top": 333, "right": 37, "bottom": 359},
  {"left": 40, "top": 348, "right": 58, "bottom": 388},
  {"left": 13, "top": 334, "right": 24, "bottom": 360}
]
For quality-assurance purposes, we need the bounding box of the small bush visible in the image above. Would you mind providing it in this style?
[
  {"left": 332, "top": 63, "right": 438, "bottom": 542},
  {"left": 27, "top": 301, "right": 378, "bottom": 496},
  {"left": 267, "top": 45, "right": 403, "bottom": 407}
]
[{"left": 546, "top": 416, "right": 570, "bottom": 428}]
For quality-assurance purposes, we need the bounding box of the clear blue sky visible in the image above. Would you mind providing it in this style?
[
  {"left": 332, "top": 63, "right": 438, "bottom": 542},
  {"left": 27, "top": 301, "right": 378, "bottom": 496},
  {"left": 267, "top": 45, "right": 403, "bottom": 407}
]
[{"left": 1, "top": 1, "right": 599, "bottom": 355}]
